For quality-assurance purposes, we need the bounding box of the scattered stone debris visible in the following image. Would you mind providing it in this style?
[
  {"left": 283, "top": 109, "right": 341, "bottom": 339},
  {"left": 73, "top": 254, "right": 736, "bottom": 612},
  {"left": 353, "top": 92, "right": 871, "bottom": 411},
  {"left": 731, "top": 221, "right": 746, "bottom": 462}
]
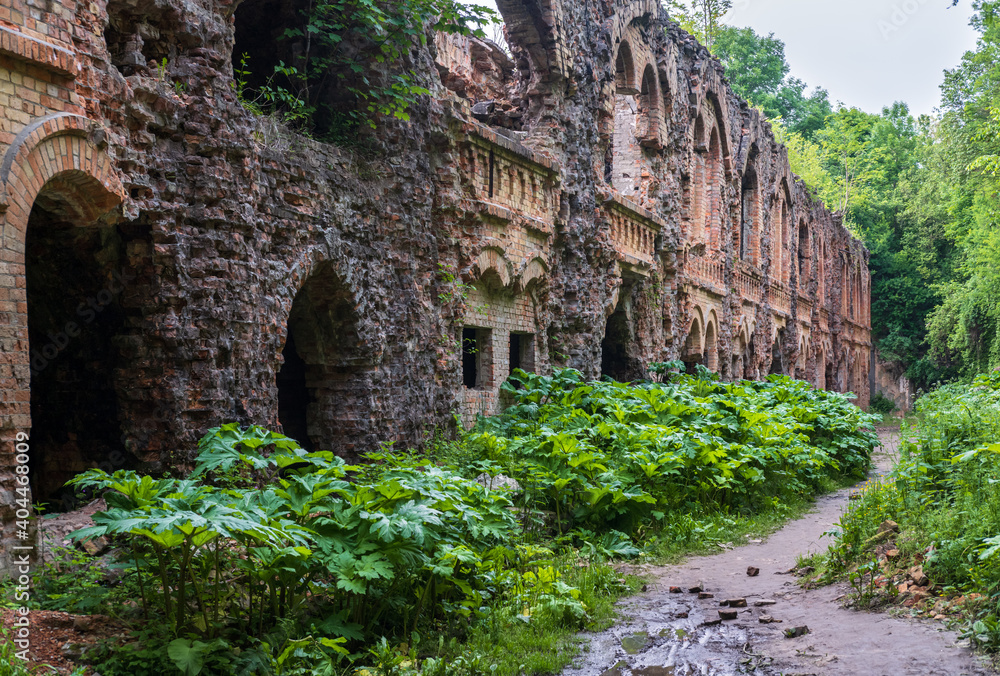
[
  {"left": 698, "top": 592, "right": 714, "bottom": 599},
  {"left": 754, "top": 599, "right": 778, "bottom": 607},
  {"left": 599, "top": 660, "right": 628, "bottom": 676},
  {"left": 909, "top": 565, "right": 930, "bottom": 587},
  {"left": 719, "top": 609, "right": 739, "bottom": 620},
  {"left": 879, "top": 520, "right": 900, "bottom": 534},
  {"left": 784, "top": 625, "right": 811, "bottom": 638},
  {"left": 759, "top": 615, "right": 783, "bottom": 624},
  {"left": 722, "top": 598, "right": 748, "bottom": 607},
  {"left": 747, "top": 566, "right": 760, "bottom": 577},
  {"left": 669, "top": 586, "right": 683, "bottom": 593},
  {"left": 688, "top": 582, "right": 704, "bottom": 593}
]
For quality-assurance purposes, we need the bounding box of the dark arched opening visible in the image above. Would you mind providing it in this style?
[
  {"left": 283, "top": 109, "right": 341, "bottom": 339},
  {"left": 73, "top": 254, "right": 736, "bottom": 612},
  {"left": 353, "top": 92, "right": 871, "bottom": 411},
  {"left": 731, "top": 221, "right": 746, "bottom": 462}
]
[
  {"left": 740, "top": 165, "right": 759, "bottom": 263},
  {"left": 682, "top": 317, "right": 703, "bottom": 375},
  {"left": 278, "top": 263, "right": 374, "bottom": 459},
  {"left": 276, "top": 333, "right": 313, "bottom": 451},
  {"left": 769, "top": 331, "right": 785, "bottom": 375},
  {"left": 601, "top": 309, "right": 632, "bottom": 382},
  {"left": 26, "top": 186, "right": 140, "bottom": 510},
  {"left": 798, "top": 221, "right": 810, "bottom": 283}
]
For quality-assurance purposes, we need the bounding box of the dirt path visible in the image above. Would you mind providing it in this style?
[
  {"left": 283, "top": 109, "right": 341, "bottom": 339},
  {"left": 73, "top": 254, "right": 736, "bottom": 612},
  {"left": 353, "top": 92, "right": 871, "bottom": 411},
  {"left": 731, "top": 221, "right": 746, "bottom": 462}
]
[{"left": 563, "top": 431, "right": 994, "bottom": 676}]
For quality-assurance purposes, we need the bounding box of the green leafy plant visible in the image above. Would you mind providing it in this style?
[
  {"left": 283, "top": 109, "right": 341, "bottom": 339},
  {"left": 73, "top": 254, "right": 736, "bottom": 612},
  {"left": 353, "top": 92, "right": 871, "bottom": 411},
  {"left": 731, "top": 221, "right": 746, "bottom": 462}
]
[{"left": 236, "top": 0, "right": 496, "bottom": 135}]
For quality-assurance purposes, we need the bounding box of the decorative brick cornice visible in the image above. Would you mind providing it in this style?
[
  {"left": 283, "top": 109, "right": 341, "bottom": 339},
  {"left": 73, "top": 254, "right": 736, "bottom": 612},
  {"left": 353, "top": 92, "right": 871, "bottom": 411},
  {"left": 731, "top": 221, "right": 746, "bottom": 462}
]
[{"left": 0, "top": 26, "right": 76, "bottom": 78}]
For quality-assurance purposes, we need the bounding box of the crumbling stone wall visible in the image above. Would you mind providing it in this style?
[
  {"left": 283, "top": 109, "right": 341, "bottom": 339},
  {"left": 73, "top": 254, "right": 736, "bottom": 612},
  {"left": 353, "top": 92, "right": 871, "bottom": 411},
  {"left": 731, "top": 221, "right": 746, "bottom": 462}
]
[{"left": 0, "top": 0, "right": 871, "bottom": 570}]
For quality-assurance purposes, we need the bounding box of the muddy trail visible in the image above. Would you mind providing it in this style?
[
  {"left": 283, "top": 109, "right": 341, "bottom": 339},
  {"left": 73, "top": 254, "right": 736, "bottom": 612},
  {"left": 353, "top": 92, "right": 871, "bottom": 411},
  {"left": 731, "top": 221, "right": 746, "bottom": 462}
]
[{"left": 562, "top": 431, "right": 995, "bottom": 676}]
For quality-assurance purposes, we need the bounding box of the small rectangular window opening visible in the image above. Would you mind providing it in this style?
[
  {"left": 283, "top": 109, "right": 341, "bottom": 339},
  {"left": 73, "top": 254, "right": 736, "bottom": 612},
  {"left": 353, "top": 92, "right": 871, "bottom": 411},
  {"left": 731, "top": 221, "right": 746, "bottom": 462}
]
[
  {"left": 463, "top": 327, "right": 493, "bottom": 390},
  {"left": 509, "top": 332, "right": 536, "bottom": 375},
  {"left": 463, "top": 328, "right": 479, "bottom": 388}
]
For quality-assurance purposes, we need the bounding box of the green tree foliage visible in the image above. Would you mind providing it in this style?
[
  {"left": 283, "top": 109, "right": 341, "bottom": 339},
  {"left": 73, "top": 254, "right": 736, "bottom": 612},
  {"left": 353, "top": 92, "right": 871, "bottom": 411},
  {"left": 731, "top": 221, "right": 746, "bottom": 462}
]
[
  {"left": 664, "top": 0, "right": 733, "bottom": 49},
  {"left": 775, "top": 104, "right": 953, "bottom": 388},
  {"left": 712, "top": 26, "right": 832, "bottom": 137},
  {"left": 239, "top": 0, "right": 495, "bottom": 136}
]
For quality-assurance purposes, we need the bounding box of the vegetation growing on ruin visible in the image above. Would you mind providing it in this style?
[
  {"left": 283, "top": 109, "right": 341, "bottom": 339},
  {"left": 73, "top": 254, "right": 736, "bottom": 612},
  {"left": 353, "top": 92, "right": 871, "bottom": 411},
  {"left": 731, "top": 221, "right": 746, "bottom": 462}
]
[
  {"left": 234, "top": 0, "right": 496, "bottom": 137},
  {"left": 2, "top": 370, "right": 876, "bottom": 675}
]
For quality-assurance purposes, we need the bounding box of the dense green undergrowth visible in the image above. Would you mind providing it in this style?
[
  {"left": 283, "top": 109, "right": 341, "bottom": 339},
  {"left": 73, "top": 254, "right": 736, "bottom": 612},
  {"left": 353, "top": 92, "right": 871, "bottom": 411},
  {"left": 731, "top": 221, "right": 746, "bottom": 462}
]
[
  {"left": 2, "top": 368, "right": 877, "bottom": 676},
  {"left": 819, "top": 371, "right": 1000, "bottom": 651}
]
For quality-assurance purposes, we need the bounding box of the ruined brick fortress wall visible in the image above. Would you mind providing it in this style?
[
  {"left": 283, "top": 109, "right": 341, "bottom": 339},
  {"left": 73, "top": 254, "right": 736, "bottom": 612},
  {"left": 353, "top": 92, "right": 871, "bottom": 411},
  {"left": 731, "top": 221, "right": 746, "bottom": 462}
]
[{"left": 0, "top": 0, "right": 870, "bottom": 567}]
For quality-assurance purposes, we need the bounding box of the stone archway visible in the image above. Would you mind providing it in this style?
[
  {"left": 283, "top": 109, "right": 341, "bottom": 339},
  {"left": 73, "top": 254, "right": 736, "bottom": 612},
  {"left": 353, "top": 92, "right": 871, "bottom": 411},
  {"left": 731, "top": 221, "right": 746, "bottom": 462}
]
[
  {"left": 1, "top": 114, "right": 126, "bottom": 511},
  {"left": 277, "top": 261, "right": 376, "bottom": 459}
]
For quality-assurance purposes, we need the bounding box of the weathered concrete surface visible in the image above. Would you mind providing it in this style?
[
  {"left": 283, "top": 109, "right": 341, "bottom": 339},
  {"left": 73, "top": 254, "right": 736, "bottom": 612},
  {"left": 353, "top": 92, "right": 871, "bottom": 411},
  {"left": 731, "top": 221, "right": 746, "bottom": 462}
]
[{"left": 0, "top": 0, "right": 871, "bottom": 568}]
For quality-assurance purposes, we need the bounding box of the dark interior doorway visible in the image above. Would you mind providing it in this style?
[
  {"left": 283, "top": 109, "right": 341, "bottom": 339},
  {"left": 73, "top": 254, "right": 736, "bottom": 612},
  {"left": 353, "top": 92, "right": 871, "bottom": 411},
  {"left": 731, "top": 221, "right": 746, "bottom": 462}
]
[
  {"left": 278, "top": 263, "right": 373, "bottom": 459},
  {"left": 276, "top": 333, "right": 313, "bottom": 451},
  {"left": 601, "top": 310, "right": 632, "bottom": 381},
  {"left": 26, "top": 193, "right": 139, "bottom": 510}
]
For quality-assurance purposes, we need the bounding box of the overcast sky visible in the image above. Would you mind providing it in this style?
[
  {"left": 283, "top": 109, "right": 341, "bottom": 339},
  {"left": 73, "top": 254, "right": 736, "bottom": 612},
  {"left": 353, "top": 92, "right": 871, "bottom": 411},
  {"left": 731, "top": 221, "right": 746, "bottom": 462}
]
[{"left": 463, "top": 0, "right": 981, "bottom": 117}]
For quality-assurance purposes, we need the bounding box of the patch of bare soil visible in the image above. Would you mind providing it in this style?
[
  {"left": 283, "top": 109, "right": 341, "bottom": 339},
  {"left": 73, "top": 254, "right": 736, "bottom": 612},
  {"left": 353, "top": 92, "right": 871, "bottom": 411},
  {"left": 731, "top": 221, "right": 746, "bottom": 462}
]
[
  {"left": 562, "top": 430, "right": 995, "bottom": 676},
  {"left": 1, "top": 608, "right": 123, "bottom": 674},
  {"left": 1, "top": 499, "right": 121, "bottom": 674}
]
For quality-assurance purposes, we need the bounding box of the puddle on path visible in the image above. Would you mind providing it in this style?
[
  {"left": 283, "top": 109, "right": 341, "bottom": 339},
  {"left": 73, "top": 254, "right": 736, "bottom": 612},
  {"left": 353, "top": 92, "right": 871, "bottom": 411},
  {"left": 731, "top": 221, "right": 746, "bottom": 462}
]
[{"left": 564, "top": 589, "right": 776, "bottom": 676}]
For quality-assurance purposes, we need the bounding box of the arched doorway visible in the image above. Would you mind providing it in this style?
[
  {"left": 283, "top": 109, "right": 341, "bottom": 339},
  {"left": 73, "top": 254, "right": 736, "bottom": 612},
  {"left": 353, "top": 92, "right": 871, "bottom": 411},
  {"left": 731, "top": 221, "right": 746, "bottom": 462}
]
[
  {"left": 601, "top": 308, "right": 633, "bottom": 382},
  {"left": 769, "top": 329, "right": 786, "bottom": 376},
  {"left": 277, "top": 262, "right": 375, "bottom": 458},
  {"left": 704, "top": 319, "right": 718, "bottom": 372},
  {"left": 682, "top": 315, "right": 703, "bottom": 374},
  {"left": 25, "top": 179, "right": 139, "bottom": 507}
]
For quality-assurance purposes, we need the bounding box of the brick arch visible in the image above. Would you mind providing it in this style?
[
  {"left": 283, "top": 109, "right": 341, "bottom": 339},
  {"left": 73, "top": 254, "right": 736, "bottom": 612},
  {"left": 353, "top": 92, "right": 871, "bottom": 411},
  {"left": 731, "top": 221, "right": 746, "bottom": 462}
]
[
  {"left": 773, "top": 177, "right": 794, "bottom": 285},
  {"left": 1, "top": 113, "right": 124, "bottom": 229},
  {"left": 701, "top": 91, "right": 733, "bottom": 176},
  {"left": 610, "top": 0, "right": 663, "bottom": 53},
  {"left": 472, "top": 246, "right": 514, "bottom": 289},
  {"left": 615, "top": 38, "right": 638, "bottom": 94},
  {"left": 704, "top": 309, "right": 719, "bottom": 371},
  {"left": 517, "top": 256, "right": 548, "bottom": 293},
  {"left": 495, "top": 0, "right": 570, "bottom": 89},
  {"left": 683, "top": 306, "right": 705, "bottom": 359},
  {"left": 612, "top": 23, "right": 668, "bottom": 151},
  {"left": 1, "top": 114, "right": 124, "bottom": 443},
  {"left": 638, "top": 63, "right": 666, "bottom": 148},
  {"left": 276, "top": 259, "right": 382, "bottom": 456}
]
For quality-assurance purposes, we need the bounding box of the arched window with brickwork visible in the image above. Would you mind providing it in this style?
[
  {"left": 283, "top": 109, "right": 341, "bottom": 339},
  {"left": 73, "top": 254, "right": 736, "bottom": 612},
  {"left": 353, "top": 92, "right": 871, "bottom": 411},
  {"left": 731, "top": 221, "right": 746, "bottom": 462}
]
[
  {"left": 689, "top": 115, "right": 707, "bottom": 241},
  {"left": 704, "top": 318, "right": 718, "bottom": 372},
  {"left": 607, "top": 40, "right": 666, "bottom": 202},
  {"left": 608, "top": 41, "right": 639, "bottom": 195},
  {"left": 682, "top": 315, "right": 703, "bottom": 373},
  {"left": 774, "top": 180, "right": 792, "bottom": 285},
  {"left": 740, "top": 163, "right": 760, "bottom": 264},
  {"left": 278, "top": 263, "right": 377, "bottom": 460},
  {"left": 818, "top": 237, "right": 827, "bottom": 305},
  {"left": 707, "top": 126, "right": 723, "bottom": 250},
  {"left": 798, "top": 220, "right": 810, "bottom": 287},
  {"left": 638, "top": 65, "right": 663, "bottom": 148}
]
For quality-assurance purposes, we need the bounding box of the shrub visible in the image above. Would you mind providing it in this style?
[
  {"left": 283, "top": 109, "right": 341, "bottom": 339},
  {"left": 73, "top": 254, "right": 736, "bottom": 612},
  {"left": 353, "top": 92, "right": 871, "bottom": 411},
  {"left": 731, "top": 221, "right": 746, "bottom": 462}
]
[{"left": 869, "top": 392, "right": 898, "bottom": 415}]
